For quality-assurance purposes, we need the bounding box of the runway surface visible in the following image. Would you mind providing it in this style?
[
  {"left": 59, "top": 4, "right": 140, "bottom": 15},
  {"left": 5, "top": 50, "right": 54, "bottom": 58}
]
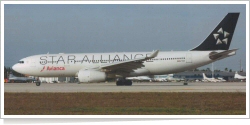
[{"left": 4, "top": 82, "right": 246, "bottom": 93}]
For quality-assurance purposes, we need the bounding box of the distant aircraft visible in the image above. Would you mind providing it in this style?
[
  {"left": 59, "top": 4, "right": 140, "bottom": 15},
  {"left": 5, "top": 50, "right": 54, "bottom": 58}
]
[
  {"left": 165, "top": 74, "right": 185, "bottom": 82},
  {"left": 154, "top": 74, "right": 184, "bottom": 82},
  {"left": 154, "top": 75, "right": 168, "bottom": 82},
  {"left": 217, "top": 77, "right": 226, "bottom": 82},
  {"left": 126, "top": 76, "right": 152, "bottom": 82},
  {"left": 8, "top": 73, "right": 36, "bottom": 83},
  {"left": 12, "top": 13, "right": 239, "bottom": 86},
  {"left": 234, "top": 71, "right": 246, "bottom": 80},
  {"left": 202, "top": 73, "right": 225, "bottom": 82}
]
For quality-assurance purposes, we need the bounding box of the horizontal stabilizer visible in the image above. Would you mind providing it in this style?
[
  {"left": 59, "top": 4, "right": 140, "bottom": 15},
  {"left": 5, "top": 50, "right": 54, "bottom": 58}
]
[{"left": 209, "top": 49, "right": 237, "bottom": 60}]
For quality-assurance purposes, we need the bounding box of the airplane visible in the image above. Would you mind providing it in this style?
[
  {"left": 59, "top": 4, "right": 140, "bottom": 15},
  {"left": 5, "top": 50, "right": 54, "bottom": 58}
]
[
  {"left": 234, "top": 71, "right": 246, "bottom": 80},
  {"left": 154, "top": 74, "right": 184, "bottom": 82},
  {"left": 126, "top": 76, "right": 152, "bottom": 82},
  {"left": 202, "top": 73, "right": 225, "bottom": 82},
  {"left": 165, "top": 74, "right": 185, "bottom": 82},
  {"left": 12, "top": 13, "right": 240, "bottom": 86},
  {"left": 217, "top": 77, "right": 226, "bottom": 82},
  {"left": 8, "top": 73, "right": 36, "bottom": 83},
  {"left": 153, "top": 75, "right": 168, "bottom": 82}
]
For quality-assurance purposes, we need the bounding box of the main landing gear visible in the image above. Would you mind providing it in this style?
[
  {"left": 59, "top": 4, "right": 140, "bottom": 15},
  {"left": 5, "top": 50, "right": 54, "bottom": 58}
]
[{"left": 116, "top": 78, "right": 132, "bottom": 86}]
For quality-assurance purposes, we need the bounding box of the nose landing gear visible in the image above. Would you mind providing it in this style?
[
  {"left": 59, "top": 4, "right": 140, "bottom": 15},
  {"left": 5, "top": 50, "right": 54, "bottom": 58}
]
[
  {"left": 36, "top": 81, "right": 41, "bottom": 86},
  {"left": 35, "top": 77, "right": 41, "bottom": 86}
]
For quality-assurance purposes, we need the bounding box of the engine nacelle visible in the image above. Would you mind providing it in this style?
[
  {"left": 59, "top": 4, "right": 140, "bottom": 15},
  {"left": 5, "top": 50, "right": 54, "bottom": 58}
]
[{"left": 78, "top": 70, "right": 106, "bottom": 83}]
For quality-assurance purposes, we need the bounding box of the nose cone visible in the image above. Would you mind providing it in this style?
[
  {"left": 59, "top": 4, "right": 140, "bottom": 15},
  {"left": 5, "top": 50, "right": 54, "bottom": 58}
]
[
  {"left": 12, "top": 64, "right": 21, "bottom": 74},
  {"left": 12, "top": 64, "right": 17, "bottom": 71}
]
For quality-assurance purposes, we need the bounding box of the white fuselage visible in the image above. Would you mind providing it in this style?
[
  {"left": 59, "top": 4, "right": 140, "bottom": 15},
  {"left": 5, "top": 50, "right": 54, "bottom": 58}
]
[
  {"left": 234, "top": 72, "right": 246, "bottom": 80},
  {"left": 12, "top": 51, "right": 216, "bottom": 78}
]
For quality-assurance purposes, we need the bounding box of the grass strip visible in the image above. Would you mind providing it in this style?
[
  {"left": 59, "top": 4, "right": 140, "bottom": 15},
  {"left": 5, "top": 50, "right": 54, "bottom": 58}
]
[{"left": 4, "top": 92, "right": 246, "bottom": 115}]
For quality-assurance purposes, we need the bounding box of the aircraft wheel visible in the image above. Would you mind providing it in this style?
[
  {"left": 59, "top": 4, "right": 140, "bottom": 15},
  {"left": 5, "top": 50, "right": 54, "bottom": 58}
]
[
  {"left": 183, "top": 82, "right": 188, "bottom": 85},
  {"left": 116, "top": 80, "right": 124, "bottom": 86},
  {"left": 125, "top": 80, "right": 132, "bottom": 86},
  {"left": 36, "top": 81, "right": 41, "bottom": 86},
  {"left": 116, "top": 79, "right": 132, "bottom": 86}
]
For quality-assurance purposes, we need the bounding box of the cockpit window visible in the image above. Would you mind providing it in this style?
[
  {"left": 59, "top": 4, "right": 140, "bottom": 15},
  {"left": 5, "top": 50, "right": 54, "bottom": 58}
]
[{"left": 18, "top": 61, "right": 24, "bottom": 64}]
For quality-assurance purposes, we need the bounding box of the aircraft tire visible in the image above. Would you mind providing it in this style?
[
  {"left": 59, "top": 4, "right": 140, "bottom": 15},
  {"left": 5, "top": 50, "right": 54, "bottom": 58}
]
[
  {"left": 125, "top": 80, "right": 132, "bottom": 86},
  {"left": 36, "top": 82, "right": 41, "bottom": 86},
  {"left": 116, "top": 80, "right": 132, "bottom": 86},
  {"left": 183, "top": 83, "right": 188, "bottom": 85},
  {"left": 116, "top": 81, "right": 124, "bottom": 86}
]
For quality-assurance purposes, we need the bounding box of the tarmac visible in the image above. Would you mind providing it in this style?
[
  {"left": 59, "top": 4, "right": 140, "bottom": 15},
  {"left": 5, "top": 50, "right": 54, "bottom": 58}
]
[{"left": 4, "top": 82, "right": 246, "bottom": 93}]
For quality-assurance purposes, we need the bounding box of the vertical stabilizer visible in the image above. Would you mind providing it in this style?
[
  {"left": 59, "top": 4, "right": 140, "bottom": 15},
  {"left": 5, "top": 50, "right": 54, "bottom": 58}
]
[
  {"left": 202, "top": 73, "right": 208, "bottom": 79},
  {"left": 191, "top": 13, "right": 239, "bottom": 51}
]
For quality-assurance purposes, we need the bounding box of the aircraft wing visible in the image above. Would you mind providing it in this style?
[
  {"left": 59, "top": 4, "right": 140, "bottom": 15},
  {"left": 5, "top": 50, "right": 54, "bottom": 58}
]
[{"left": 98, "top": 50, "right": 159, "bottom": 73}]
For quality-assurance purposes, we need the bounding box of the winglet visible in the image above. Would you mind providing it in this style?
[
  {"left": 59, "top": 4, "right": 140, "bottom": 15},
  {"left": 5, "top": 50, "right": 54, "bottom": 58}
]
[{"left": 148, "top": 50, "right": 159, "bottom": 58}]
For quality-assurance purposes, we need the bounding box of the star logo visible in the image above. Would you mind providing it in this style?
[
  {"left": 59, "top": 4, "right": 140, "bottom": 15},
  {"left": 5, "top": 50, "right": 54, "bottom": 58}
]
[{"left": 213, "top": 27, "right": 230, "bottom": 45}]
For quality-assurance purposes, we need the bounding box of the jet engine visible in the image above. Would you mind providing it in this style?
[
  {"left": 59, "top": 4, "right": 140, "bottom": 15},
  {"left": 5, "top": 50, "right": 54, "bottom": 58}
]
[{"left": 78, "top": 69, "right": 106, "bottom": 83}]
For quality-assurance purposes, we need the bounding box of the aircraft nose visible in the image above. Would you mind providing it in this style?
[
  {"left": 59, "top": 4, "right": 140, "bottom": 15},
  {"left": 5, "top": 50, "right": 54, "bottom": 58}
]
[
  {"left": 12, "top": 64, "right": 21, "bottom": 73},
  {"left": 12, "top": 64, "right": 17, "bottom": 71}
]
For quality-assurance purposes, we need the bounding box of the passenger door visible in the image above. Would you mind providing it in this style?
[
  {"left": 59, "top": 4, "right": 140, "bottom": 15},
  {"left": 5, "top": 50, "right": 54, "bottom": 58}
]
[{"left": 186, "top": 53, "right": 192, "bottom": 63}]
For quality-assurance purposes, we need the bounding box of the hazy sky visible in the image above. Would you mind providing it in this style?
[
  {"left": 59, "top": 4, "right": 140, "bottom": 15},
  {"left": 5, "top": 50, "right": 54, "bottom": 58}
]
[{"left": 4, "top": 4, "right": 247, "bottom": 71}]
